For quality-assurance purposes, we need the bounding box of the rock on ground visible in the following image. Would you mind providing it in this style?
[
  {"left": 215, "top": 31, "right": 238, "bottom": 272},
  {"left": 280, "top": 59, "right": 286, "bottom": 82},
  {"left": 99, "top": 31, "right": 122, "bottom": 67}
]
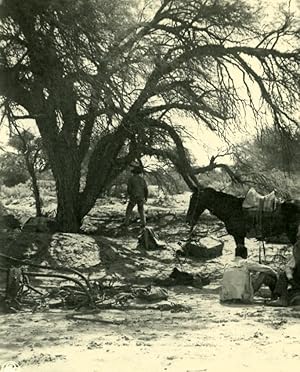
[
  {"left": 179, "top": 236, "right": 224, "bottom": 259},
  {"left": 22, "top": 217, "right": 58, "bottom": 233},
  {"left": 48, "top": 234, "right": 101, "bottom": 269}
]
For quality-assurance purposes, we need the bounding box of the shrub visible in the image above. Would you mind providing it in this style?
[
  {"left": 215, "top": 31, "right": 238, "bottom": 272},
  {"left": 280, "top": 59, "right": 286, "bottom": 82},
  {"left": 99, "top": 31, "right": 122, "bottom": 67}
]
[
  {"left": 0, "top": 152, "right": 29, "bottom": 187},
  {"left": 2, "top": 171, "right": 28, "bottom": 187},
  {"left": 1, "top": 182, "right": 32, "bottom": 200}
]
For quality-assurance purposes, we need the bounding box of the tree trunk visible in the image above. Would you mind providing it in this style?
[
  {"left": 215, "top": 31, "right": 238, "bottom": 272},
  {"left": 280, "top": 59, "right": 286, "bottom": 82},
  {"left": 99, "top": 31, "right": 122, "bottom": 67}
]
[
  {"left": 36, "top": 117, "right": 129, "bottom": 232},
  {"left": 25, "top": 158, "right": 43, "bottom": 217},
  {"left": 79, "top": 129, "right": 128, "bottom": 218},
  {"left": 31, "top": 171, "right": 43, "bottom": 217},
  {"left": 54, "top": 159, "right": 82, "bottom": 233},
  {"left": 56, "top": 188, "right": 82, "bottom": 233},
  {"left": 42, "top": 133, "right": 82, "bottom": 233}
]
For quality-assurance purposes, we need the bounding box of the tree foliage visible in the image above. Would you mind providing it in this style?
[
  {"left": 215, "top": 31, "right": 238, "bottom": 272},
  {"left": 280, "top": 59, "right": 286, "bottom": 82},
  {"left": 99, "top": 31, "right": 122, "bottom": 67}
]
[
  {"left": 253, "top": 127, "right": 300, "bottom": 173},
  {"left": 233, "top": 127, "right": 300, "bottom": 196},
  {"left": 0, "top": 0, "right": 299, "bottom": 231},
  {"left": 0, "top": 151, "right": 29, "bottom": 187}
]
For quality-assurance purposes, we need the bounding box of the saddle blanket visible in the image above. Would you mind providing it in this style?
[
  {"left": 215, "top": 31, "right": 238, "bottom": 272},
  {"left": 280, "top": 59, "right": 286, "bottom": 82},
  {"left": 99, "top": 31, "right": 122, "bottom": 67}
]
[{"left": 242, "top": 187, "right": 277, "bottom": 212}]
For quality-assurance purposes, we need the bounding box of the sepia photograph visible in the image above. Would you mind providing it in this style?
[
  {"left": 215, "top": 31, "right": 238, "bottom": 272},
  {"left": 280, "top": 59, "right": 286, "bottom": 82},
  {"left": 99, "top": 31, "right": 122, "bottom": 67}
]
[{"left": 0, "top": 0, "right": 299, "bottom": 371}]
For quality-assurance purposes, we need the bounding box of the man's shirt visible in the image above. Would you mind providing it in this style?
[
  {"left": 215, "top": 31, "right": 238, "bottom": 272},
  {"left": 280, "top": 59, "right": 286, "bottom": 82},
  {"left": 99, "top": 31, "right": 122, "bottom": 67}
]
[{"left": 127, "top": 174, "right": 148, "bottom": 202}]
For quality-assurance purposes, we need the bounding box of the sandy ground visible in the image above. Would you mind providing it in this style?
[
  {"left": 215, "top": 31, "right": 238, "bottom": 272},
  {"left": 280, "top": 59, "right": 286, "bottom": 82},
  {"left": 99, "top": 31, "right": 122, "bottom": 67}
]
[
  {"left": 1, "top": 290, "right": 300, "bottom": 372},
  {"left": 1, "top": 194, "right": 300, "bottom": 372}
]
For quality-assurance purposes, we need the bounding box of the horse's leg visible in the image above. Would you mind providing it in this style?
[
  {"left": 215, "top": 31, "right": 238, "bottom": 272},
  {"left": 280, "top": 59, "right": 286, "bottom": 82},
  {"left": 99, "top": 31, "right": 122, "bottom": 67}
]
[
  {"left": 258, "top": 242, "right": 266, "bottom": 263},
  {"left": 234, "top": 235, "right": 248, "bottom": 258},
  {"left": 262, "top": 241, "right": 266, "bottom": 262},
  {"left": 258, "top": 244, "right": 262, "bottom": 264}
]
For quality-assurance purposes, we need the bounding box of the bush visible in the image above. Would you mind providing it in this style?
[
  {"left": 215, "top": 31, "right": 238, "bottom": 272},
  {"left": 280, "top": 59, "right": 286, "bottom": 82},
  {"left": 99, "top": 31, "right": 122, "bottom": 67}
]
[
  {"left": 0, "top": 152, "right": 29, "bottom": 187},
  {"left": 1, "top": 182, "right": 32, "bottom": 200},
  {"left": 2, "top": 171, "right": 28, "bottom": 187},
  {"left": 108, "top": 183, "right": 127, "bottom": 198}
]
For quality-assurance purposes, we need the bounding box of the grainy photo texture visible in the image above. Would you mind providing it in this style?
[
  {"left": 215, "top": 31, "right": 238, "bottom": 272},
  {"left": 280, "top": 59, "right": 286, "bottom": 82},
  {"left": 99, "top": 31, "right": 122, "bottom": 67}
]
[{"left": 0, "top": 0, "right": 299, "bottom": 371}]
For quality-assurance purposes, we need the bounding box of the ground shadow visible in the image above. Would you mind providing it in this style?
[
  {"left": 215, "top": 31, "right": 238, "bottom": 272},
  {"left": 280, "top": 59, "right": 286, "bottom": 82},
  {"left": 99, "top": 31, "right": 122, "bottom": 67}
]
[{"left": 0, "top": 230, "right": 54, "bottom": 268}]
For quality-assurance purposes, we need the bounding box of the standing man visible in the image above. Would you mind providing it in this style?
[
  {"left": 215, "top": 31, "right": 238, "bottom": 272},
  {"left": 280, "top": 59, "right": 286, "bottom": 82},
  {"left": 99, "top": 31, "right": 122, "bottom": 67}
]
[{"left": 123, "top": 165, "right": 148, "bottom": 228}]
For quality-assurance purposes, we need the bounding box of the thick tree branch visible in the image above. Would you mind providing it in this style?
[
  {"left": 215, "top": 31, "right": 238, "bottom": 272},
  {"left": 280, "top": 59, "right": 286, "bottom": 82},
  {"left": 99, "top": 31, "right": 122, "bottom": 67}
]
[{"left": 192, "top": 155, "right": 242, "bottom": 184}]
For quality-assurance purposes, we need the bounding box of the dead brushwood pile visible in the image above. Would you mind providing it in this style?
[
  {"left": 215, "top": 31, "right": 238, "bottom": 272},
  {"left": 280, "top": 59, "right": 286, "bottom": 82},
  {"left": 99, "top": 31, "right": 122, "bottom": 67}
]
[{"left": 0, "top": 252, "right": 199, "bottom": 315}]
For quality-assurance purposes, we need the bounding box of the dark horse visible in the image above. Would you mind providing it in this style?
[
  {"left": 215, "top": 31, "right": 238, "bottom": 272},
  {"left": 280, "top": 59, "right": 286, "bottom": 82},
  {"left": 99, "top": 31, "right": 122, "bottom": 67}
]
[{"left": 186, "top": 187, "right": 300, "bottom": 258}]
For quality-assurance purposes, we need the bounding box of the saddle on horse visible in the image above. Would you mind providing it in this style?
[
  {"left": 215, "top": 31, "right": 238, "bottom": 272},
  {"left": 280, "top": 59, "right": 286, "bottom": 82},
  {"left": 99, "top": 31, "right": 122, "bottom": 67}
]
[
  {"left": 243, "top": 188, "right": 278, "bottom": 240},
  {"left": 242, "top": 187, "right": 277, "bottom": 212}
]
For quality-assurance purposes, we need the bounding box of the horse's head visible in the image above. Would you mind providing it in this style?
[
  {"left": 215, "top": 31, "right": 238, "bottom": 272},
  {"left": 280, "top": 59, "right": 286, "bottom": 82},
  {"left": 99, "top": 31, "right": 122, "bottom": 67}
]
[{"left": 186, "top": 187, "right": 208, "bottom": 227}]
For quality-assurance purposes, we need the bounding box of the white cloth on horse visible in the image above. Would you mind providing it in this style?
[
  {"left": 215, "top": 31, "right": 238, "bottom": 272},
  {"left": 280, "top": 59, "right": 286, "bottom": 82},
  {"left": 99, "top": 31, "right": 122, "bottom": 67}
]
[{"left": 242, "top": 187, "right": 277, "bottom": 212}]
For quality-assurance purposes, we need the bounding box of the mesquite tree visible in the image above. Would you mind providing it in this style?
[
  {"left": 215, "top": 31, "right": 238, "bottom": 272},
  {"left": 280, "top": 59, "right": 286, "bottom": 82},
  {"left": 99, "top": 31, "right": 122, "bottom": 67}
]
[{"left": 0, "top": 0, "right": 299, "bottom": 231}]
